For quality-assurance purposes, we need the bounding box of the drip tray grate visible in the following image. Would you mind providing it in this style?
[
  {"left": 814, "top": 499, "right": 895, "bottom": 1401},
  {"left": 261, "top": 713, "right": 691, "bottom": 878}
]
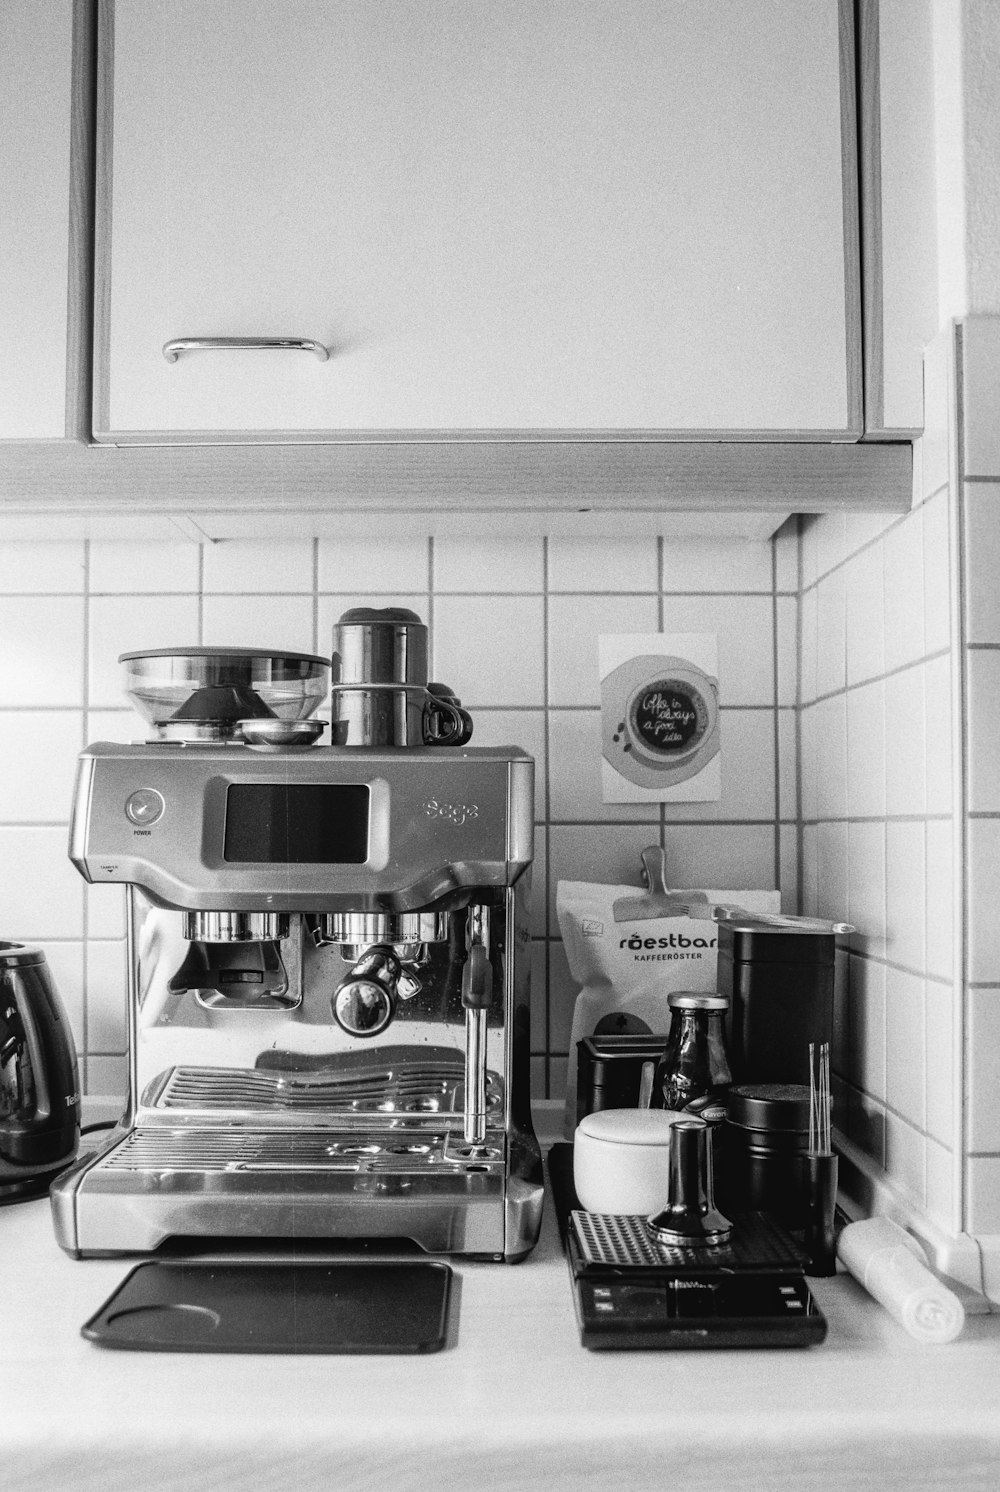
[
  {"left": 99, "top": 1128, "right": 504, "bottom": 1174},
  {"left": 150, "top": 1057, "right": 502, "bottom": 1117}
]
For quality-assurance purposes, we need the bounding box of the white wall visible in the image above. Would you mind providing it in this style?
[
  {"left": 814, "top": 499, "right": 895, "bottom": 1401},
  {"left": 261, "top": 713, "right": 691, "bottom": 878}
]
[
  {"left": 800, "top": 413, "right": 958, "bottom": 1235},
  {"left": 932, "top": 0, "right": 1000, "bottom": 318},
  {"left": 953, "top": 319, "right": 1000, "bottom": 1285},
  {"left": 0, "top": 527, "right": 797, "bottom": 1103},
  {"left": 5, "top": 380, "right": 998, "bottom": 1271},
  {"left": 801, "top": 316, "right": 1000, "bottom": 1284}
]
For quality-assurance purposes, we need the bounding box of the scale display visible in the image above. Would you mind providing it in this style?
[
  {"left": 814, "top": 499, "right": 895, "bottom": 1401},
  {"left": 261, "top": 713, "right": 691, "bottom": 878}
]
[{"left": 223, "top": 784, "right": 370, "bottom": 864}]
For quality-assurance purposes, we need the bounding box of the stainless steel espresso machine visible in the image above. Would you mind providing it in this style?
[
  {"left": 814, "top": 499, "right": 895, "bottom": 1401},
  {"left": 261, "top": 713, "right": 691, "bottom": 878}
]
[{"left": 51, "top": 610, "right": 543, "bottom": 1262}]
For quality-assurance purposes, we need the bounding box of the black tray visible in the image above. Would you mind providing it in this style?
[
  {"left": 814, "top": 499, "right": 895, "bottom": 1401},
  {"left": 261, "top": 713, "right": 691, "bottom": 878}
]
[
  {"left": 547, "top": 1143, "right": 826, "bottom": 1350},
  {"left": 82, "top": 1259, "right": 453, "bottom": 1354}
]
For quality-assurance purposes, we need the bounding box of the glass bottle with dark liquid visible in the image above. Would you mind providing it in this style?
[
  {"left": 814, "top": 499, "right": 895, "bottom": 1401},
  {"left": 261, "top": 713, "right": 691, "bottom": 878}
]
[{"left": 652, "top": 991, "right": 732, "bottom": 1194}]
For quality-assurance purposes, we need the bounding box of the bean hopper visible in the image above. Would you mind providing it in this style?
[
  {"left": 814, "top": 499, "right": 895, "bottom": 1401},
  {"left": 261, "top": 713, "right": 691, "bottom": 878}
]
[{"left": 51, "top": 612, "right": 542, "bottom": 1261}]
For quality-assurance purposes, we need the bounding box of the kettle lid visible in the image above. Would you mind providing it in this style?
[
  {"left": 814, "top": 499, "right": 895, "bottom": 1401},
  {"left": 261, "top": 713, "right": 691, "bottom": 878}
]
[{"left": 0, "top": 940, "right": 45, "bottom": 969}]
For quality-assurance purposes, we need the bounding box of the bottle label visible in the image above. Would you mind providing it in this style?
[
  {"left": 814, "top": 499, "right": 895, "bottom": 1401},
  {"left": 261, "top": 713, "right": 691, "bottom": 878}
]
[{"left": 681, "top": 1096, "right": 726, "bottom": 1124}]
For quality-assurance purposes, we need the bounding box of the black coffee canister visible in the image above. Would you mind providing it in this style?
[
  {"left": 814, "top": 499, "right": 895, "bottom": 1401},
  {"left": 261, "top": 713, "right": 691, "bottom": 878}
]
[
  {"left": 716, "top": 917, "right": 839, "bottom": 1086},
  {"left": 722, "top": 1083, "right": 811, "bottom": 1231}
]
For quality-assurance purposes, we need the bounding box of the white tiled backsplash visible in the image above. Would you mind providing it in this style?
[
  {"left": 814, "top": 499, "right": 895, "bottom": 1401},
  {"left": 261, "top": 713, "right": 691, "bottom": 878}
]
[
  {"left": 0, "top": 526, "right": 799, "bottom": 1109},
  {"left": 801, "top": 490, "right": 957, "bottom": 1233},
  {"left": 803, "top": 315, "right": 1000, "bottom": 1257},
  {"left": 1, "top": 314, "right": 998, "bottom": 1256}
]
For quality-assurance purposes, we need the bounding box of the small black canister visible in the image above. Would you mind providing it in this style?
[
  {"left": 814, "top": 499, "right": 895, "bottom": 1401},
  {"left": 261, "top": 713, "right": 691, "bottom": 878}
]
[{"left": 722, "top": 1083, "right": 810, "bottom": 1231}]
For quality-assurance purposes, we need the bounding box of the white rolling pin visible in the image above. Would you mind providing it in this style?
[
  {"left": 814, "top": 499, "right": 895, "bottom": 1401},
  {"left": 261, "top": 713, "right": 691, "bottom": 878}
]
[{"left": 837, "top": 1216, "right": 965, "bottom": 1344}]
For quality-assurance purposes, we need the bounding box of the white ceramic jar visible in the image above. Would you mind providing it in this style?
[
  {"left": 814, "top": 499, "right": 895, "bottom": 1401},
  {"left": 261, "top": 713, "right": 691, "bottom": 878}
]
[{"left": 573, "top": 1107, "right": 684, "bottom": 1214}]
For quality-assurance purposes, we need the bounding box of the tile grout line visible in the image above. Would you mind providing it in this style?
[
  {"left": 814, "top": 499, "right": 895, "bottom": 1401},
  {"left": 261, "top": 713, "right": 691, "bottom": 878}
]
[
  {"left": 80, "top": 537, "right": 91, "bottom": 1090},
  {"left": 427, "top": 537, "right": 435, "bottom": 674},
  {"left": 801, "top": 811, "right": 952, "bottom": 825},
  {"left": 770, "top": 529, "right": 781, "bottom": 897},
  {"left": 541, "top": 534, "right": 552, "bottom": 1100},
  {"left": 35, "top": 701, "right": 798, "bottom": 716},
  {"left": 657, "top": 537, "right": 666, "bottom": 853},
  {"left": 795, "top": 515, "right": 805, "bottom": 914},
  {"left": 953, "top": 322, "right": 971, "bottom": 1238},
  {"left": 196, "top": 540, "right": 204, "bottom": 644},
  {"left": 799, "top": 644, "right": 953, "bottom": 706},
  {"left": 846, "top": 952, "right": 958, "bottom": 990},
  {"left": 797, "top": 499, "right": 938, "bottom": 596},
  {"left": 834, "top": 1073, "right": 955, "bottom": 1154},
  {"left": 312, "top": 537, "right": 320, "bottom": 653}
]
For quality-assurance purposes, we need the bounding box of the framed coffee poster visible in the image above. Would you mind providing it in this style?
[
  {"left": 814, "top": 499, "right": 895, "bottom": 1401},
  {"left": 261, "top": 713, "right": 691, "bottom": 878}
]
[{"left": 599, "top": 633, "right": 721, "bottom": 803}]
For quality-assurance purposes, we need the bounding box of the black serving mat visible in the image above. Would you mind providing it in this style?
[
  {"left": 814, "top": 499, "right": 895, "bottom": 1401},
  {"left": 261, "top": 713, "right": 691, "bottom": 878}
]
[{"left": 82, "top": 1260, "right": 453, "bottom": 1354}]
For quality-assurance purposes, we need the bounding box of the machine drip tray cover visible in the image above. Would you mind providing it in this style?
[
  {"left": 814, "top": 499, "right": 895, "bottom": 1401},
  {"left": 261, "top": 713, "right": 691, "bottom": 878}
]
[{"left": 82, "top": 1260, "right": 453, "bottom": 1354}]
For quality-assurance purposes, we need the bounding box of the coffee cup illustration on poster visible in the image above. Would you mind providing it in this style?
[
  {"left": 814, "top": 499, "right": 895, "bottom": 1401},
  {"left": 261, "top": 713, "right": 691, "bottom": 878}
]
[{"left": 599, "top": 633, "right": 720, "bottom": 802}]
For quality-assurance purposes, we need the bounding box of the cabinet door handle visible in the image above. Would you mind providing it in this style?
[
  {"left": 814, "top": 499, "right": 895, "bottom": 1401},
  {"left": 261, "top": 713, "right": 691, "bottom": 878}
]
[{"left": 162, "top": 337, "right": 329, "bottom": 363}]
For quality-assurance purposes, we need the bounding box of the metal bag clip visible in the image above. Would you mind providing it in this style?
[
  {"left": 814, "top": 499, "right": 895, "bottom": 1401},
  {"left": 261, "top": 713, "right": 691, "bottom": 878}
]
[{"left": 611, "top": 845, "right": 714, "bottom": 924}]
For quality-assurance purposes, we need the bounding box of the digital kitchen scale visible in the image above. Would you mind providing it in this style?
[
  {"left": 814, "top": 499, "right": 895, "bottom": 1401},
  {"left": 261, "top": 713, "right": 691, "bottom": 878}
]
[{"left": 547, "top": 1144, "right": 826, "bottom": 1351}]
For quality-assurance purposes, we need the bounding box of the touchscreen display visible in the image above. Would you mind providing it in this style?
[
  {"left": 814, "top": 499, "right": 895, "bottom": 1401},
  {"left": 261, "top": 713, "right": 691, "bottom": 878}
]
[{"left": 223, "top": 784, "right": 370, "bottom": 864}]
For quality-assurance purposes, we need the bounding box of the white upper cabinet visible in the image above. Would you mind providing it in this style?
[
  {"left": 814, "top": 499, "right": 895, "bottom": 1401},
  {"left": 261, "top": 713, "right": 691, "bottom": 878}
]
[
  {"left": 0, "top": 0, "right": 86, "bottom": 441},
  {"left": 859, "top": 0, "right": 939, "bottom": 438},
  {"left": 94, "top": 0, "right": 862, "bottom": 445}
]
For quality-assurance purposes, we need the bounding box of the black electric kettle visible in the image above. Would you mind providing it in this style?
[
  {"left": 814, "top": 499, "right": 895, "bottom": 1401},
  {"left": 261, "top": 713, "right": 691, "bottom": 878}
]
[{"left": 0, "top": 941, "right": 80, "bottom": 1203}]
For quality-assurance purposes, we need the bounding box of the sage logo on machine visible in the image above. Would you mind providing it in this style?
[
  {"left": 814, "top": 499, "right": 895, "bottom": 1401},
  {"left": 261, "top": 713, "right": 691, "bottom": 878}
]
[
  {"left": 599, "top": 633, "right": 721, "bottom": 803},
  {"left": 422, "top": 797, "right": 479, "bottom": 827}
]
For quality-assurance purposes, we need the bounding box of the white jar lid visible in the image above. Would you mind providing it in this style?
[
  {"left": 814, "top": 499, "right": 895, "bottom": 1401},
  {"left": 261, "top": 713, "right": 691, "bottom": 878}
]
[{"left": 576, "top": 1108, "right": 686, "bottom": 1146}]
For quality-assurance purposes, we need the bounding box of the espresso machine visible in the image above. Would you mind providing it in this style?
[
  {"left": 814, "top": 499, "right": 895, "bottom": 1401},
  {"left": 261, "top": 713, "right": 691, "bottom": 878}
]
[{"left": 51, "top": 610, "right": 543, "bottom": 1262}]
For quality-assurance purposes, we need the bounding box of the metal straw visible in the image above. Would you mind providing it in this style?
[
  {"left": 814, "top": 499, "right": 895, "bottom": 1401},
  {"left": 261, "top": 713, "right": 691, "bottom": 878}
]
[
  {"left": 808, "top": 1041, "right": 832, "bottom": 1156},
  {"left": 805, "top": 1040, "right": 837, "bottom": 1275}
]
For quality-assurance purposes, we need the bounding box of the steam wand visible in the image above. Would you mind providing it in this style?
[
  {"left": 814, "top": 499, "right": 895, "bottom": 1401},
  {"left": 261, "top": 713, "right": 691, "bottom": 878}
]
[{"left": 462, "top": 907, "right": 492, "bottom": 1145}]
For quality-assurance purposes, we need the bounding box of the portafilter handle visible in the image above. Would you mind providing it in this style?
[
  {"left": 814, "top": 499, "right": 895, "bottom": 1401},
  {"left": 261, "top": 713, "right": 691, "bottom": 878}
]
[{"left": 331, "top": 947, "right": 401, "bottom": 1039}]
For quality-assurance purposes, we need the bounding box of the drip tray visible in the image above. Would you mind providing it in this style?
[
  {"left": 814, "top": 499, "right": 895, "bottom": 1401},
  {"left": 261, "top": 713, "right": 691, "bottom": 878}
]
[{"left": 83, "top": 1260, "right": 454, "bottom": 1354}]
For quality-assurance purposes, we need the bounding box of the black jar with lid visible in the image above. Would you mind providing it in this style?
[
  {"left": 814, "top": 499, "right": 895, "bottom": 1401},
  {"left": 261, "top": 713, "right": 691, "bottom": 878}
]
[
  {"left": 715, "top": 916, "right": 840, "bottom": 1086},
  {"left": 722, "top": 1083, "right": 811, "bottom": 1231}
]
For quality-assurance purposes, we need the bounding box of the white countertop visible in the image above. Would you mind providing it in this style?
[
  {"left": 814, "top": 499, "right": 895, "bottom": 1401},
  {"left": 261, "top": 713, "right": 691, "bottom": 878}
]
[{"left": 4, "top": 1148, "right": 1000, "bottom": 1492}]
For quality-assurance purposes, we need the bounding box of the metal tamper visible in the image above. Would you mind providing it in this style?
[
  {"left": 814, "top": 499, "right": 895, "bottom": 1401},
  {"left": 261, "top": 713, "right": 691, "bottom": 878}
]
[{"left": 646, "top": 1117, "right": 732, "bottom": 1248}]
